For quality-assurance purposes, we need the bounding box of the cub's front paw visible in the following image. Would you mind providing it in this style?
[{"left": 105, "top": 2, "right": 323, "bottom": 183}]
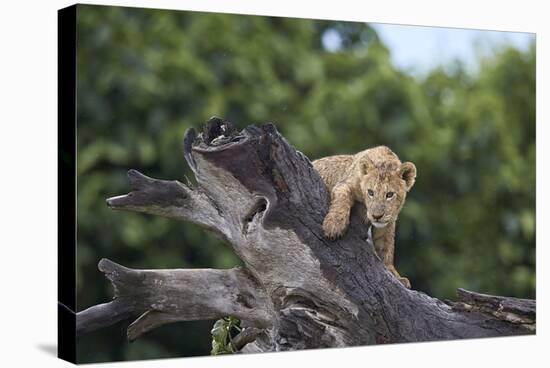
[
  {"left": 398, "top": 277, "right": 411, "bottom": 289},
  {"left": 323, "top": 211, "right": 349, "bottom": 240}
]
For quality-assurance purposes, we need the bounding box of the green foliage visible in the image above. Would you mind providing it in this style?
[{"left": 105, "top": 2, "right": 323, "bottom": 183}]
[
  {"left": 74, "top": 4, "right": 535, "bottom": 363},
  {"left": 210, "top": 316, "right": 242, "bottom": 355}
]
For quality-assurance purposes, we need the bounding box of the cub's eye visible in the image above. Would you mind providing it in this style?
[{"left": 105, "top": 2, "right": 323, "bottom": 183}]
[
  {"left": 367, "top": 189, "right": 374, "bottom": 197},
  {"left": 386, "top": 192, "right": 395, "bottom": 199}
]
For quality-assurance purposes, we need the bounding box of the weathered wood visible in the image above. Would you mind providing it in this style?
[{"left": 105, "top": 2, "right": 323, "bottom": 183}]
[
  {"left": 77, "top": 258, "right": 272, "bottom": 340},
  {"left": 450, "top": 288, "right": 535, "bottom": 329},
  {"left": 232, "top": 327, "right": 263, "bottom": 352},
  {"left": 77, "top": 117, "right": 535, "bottom": 352}
]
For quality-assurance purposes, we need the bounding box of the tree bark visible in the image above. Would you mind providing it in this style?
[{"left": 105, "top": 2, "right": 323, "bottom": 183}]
[{"left": 77, "top": 117, "right": 535, "bottom": 352}]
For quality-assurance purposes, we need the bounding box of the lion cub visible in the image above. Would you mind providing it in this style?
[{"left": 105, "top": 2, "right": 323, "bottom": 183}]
[{"left": 313, "top": 146, "right": 416, "bottom": 288}]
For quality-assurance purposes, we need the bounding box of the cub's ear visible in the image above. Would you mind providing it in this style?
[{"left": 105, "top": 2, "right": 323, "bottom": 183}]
[
  {"left": 360, "top": 158, "right": 376, "bottom": 175},
  {"left": 399, "top": 162, "right": 417, "bottom": 191}
]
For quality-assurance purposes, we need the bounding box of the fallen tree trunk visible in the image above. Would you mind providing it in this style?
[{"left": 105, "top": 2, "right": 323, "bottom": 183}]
[{"left": 77, "top": 117, "right": 535, "bottom": 351}]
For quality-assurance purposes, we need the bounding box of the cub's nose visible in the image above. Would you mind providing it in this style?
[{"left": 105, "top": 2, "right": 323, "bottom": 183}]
[{"left": 373, "top": 213, "right": 384, "bottom": 221}]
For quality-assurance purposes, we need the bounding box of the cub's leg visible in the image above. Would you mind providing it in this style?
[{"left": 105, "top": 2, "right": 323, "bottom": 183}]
[
  {"left": 323, "top": 183, "right": 354, "bottom": 240},
  {"left": 372, "top": 222, "right": 411, "bottom": 288}
]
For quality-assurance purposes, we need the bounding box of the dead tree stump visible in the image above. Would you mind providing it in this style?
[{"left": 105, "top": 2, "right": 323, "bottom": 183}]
[{"left": 76, "top": 117, "right": 535, "bottom": 352}]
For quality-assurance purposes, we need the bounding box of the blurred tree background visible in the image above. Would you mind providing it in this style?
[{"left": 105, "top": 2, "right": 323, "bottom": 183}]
[{"left": 75, "top": 4, "right": 535, "bottom": 363}]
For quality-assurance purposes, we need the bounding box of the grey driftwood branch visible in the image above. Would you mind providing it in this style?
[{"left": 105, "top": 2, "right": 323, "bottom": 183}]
[
  {"left": 77, "top": 117, "right": 535, "bottom": 351},
  {"left": 77, "top": 259, "right": 272, "bottom": 340}
]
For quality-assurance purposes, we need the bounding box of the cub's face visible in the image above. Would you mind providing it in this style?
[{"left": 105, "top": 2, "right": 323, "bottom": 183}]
[{"left": 359, "top": 160, "right": 416, "bottom": 228}]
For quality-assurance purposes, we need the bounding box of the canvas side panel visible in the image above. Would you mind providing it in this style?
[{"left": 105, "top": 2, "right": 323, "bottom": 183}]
[{"left": 58, "top": 4, "right": 77, "bottom": 364}]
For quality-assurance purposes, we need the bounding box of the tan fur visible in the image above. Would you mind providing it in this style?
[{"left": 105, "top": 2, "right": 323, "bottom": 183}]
[{"left": 313, "top": 146, "right": 416, "bottom": 288}]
